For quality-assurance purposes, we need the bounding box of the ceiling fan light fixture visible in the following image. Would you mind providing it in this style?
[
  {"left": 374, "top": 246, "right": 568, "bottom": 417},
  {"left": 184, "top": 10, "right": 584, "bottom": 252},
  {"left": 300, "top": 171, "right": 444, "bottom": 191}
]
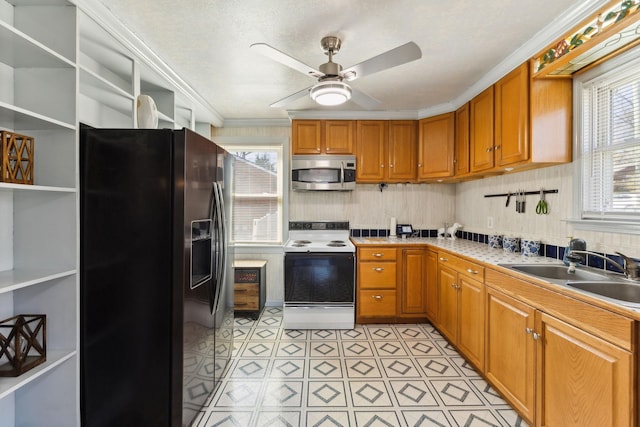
[{"left": 310, "top": 81, "right": 352, "bottom": 106}]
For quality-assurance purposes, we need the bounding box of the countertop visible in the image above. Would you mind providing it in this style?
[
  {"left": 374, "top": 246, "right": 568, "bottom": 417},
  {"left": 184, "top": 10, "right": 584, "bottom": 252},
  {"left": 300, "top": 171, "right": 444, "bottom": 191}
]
[
  {"left": 351, "top": 236, "right": 640, "bottom": 319},
  {"left": 351, "top": 236, "right": 564, "bottom": 267}
]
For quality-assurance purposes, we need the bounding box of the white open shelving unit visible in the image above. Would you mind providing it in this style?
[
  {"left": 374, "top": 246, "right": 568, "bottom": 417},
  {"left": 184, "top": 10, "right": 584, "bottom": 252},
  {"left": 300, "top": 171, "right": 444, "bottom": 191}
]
[
  {"left": 0, "top": 1, "right": 78, "bottom": 425},
  {"left": 0, "top": 0, "right": 221, "bottom": 425}
]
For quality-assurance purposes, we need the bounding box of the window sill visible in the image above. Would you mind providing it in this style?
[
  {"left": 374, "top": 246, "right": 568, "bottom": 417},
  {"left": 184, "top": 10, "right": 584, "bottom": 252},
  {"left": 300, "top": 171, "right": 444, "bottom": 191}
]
[{"left": 563, "top": 218, "right": 640, "bottom": 236}]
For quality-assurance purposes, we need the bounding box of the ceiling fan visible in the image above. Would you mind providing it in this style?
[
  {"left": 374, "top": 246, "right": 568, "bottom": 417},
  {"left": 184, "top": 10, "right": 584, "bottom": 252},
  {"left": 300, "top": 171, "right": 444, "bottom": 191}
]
[{"left": 251, "top": 36, "right": 422, "bottom": 108}]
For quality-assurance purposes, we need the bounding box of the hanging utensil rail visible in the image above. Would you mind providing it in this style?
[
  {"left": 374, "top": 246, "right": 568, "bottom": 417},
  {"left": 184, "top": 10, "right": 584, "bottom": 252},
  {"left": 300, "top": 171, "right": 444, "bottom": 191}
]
[{"left": 484, "top": 189, "right": 558, "bottom": 198}]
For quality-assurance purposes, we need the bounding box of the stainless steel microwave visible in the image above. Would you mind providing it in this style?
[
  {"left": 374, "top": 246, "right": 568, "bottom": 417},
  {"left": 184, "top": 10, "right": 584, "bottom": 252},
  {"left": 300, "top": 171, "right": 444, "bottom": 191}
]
[{"left": 291, "top": 155, "right": 356, "bottom": 191}]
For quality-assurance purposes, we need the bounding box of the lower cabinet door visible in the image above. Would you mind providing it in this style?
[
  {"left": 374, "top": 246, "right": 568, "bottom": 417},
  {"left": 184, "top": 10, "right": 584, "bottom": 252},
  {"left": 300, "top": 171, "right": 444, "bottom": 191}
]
[
  {"left": 538, "top": 312, "right": 633, "bottom": 427},
  {"left": 457, "top": 275, "right": 484, "bottom": 370},
  {"left": 485, "top": 287, "right": 536, "bottom": 424},
  {"left": 358, "top": 290, "right": 396, "bottom": 317},
  {"left": 437, "top": 265, "right": 458, "bottom": 343}
]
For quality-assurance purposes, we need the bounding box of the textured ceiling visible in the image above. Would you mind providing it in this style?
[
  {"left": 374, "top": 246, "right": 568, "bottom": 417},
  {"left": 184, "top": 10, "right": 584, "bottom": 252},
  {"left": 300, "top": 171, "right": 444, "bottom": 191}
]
[{"left": 96, "top": 0, "right": 604, "bottom": 120}]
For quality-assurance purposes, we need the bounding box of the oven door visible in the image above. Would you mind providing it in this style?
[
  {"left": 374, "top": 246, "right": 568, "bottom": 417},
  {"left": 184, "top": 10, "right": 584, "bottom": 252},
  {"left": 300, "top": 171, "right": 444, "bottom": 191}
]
[{"left": 284, "top": 252, "right": 355, "bottom": 304}]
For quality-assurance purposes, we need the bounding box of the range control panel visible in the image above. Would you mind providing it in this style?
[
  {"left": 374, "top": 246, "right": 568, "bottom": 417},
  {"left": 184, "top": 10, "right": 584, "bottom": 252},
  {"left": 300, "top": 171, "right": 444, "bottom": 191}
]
[{"left": 289, "top": 221, "right": 350, "bottom": 231}]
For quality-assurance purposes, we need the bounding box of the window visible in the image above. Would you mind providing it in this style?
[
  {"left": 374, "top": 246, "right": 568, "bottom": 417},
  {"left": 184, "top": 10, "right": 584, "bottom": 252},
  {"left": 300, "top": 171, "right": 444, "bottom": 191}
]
[
  {"left": 228, "top": 146, "right": 283, "bottom": 244},
  {"left": 574, "top": 47, "right": 640, "bottom": 229}
]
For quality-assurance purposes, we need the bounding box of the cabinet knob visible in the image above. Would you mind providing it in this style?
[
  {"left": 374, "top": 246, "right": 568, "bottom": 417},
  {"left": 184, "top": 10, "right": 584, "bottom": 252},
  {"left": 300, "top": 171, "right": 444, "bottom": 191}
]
[
  {"left": 485, "top": 147, "right": 493, "bottom": 153},
  {"left": 439, "top": 257, "right": 448, "bottom": 262},
  {"left": 466, "top": 268, "right": 478, "bottom": 275},
  {"left": 372, "top": 295, "right": 383, "bottom": 300},
  {"left": 494, "top": 145, "right": 501, "bottom": 150},
  {"left": 373, "top": 267, "right": 385, "bottom": 272},
  {"left": 532, "top": 332, "right": 541, "bottom": 340},
  {"left": 373, "top": 253, "right": 384, "bottom": 257},
  {"left": 316, "top": 148, "right": 321, "bottom": 151},
  {"left": 389, "top": 164, "right": 394, "bottom": 168},
  {"left": 380, "top": 164, "right": 385, "bottom": 168},
  {"left": 418, "top": 163, "right": 422, "bottom": 168},
  {"left": 525, "top": 327, "right": 533, "bottom": 334}
]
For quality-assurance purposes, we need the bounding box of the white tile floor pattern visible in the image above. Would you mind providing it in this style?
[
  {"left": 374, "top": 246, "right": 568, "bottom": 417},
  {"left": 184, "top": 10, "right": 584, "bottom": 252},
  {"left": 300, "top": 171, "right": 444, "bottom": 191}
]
[{"left": 193, "top": 307, "right": 529, "bottom": 427}]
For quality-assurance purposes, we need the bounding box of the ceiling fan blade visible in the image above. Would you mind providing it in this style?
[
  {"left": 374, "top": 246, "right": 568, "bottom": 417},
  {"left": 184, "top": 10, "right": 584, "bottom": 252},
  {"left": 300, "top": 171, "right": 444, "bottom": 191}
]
[
  {"left": 270, "top": 86, "right": 312, "bottom": 108},
  {"left": 342, "top": 41, "right": 422, "bottom": 81},
  {"left": 350, "top": 88, "right": 382, "bottom": 110},
  {"left": 251, "top": 43, "right": 323, "bottom": 78}
]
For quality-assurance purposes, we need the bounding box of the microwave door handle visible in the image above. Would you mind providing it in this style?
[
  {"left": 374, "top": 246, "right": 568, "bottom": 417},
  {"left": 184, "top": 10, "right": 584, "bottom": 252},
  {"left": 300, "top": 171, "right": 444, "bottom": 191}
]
[{"left": 340, "top": 161, "right": 345, "bottom": 189}]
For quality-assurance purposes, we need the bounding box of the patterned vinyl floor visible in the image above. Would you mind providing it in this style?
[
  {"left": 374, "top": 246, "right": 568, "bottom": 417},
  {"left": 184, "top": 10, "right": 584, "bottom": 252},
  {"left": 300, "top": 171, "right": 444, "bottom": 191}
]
[{"left": 193, "top": 307, "right": 528, "bottom": 427}]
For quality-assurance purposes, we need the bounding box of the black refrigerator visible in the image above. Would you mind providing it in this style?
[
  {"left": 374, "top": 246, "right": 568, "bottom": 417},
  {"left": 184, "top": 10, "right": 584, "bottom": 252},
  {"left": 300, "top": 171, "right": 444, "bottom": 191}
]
[{"left": 79, "top": 127, "right": 234, "bottom": 426}]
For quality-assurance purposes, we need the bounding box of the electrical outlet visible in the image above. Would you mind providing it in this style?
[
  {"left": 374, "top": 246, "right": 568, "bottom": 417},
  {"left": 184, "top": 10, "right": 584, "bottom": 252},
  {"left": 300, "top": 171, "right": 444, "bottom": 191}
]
[{"left": 487, "top": 216, "right": 494, "bottom": 229}]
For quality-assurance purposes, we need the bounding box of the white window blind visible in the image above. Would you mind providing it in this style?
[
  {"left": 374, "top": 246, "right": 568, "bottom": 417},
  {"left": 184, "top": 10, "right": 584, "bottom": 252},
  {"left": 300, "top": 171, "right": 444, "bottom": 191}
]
[
  {"left": 229, "top": 148, "right": 282, "bottom": 243},
  {"left": 580, "top": 60, "right": 640, "bottom": 221}
]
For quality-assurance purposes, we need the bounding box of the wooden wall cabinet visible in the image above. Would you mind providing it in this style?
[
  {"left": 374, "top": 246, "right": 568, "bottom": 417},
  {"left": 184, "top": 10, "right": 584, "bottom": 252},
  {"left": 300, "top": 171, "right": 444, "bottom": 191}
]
[
  {"left": 388, "top": 120, "right": 418, "bottom": 181},
  {"left": 454, "top": 103, "right": 471, "bottom": 178},
  {"left": 417, "top": 113, "right": 455, "bottom": 180},
  {"left": 356, "top": 247, "right": 397, "bottom": 322},
  {"left": 356, "top": 120, "right": 417, "bottom": 183},
  {"left": 436, "top": 253, "right": 485, "bottom": 369},
  {"left": 485, "top": 269, "right": 634, "bottom": 427},
  {"left": 470, "top": 86, "right": 495, "bottom": 173},
  {"left": 469, "top": 61, "right": 572, "bottom": 175},
  {"left": 292, "top": 119, "right": 355, "bottom": 155}
]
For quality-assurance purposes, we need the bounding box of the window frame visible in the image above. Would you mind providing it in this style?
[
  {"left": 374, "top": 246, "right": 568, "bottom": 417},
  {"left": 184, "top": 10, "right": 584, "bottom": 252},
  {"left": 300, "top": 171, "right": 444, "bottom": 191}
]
[
  {"left": 214, "top": 136, "right": 288, "bottom": 246},
  {"left": 571, "top": 46, "right": 640, "bottom": 235}
]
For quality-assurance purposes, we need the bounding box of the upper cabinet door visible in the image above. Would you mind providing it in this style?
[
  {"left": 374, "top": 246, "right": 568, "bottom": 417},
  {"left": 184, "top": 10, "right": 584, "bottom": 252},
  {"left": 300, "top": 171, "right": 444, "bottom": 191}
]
[
  {"left": 417, "top": 113, "right": 455, "bottom": 180},
  {"left": 292, "top": 120, "right": 322, "bottom": 154},
  {"left": 470, "top": 86, "right": 495, "bottom": 173},
  {"left": 388, "top": 120, "right": 417, "bottom": 181},
  {"left": 454, "top": 103, "right": 470, "bottom": 177},
  {"left": 324, "top": 120, "right": 355, "bottom": 154},
  {"left": 356, "top": 120, "right": 387, "bottom": 182},
  {"left": 495, "top": 62, "right": 529, "bottom": 167}
]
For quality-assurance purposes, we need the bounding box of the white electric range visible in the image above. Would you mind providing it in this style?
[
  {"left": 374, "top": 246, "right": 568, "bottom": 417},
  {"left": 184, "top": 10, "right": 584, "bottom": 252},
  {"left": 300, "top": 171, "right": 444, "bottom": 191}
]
[{"left": 283, "top": 221, "right": 355, "bottom": 329}]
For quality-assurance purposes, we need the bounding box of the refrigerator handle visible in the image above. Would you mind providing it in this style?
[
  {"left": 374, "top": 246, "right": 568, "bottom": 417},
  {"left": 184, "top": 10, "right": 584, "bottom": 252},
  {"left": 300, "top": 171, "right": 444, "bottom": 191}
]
[
  {"left": 209, "top": 182, "right": 226, "bottom": 315},
  {"left": 213, "top": 182, "right": 227, "bottom": 314}
]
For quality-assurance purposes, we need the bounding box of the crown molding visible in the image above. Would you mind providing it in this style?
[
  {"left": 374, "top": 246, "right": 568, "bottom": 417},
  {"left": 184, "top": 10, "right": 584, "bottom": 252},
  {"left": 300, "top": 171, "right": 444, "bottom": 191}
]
[
  {"left": 287, "top": 110, "right": 419, "bottom": 120},
  {"left": 74, "top": 0, "right": 610, "bottom": 124},
  {"left": 450, "top": 0, "right": 608, "bottom": 112},
  {"left": 222, "top": 118, "right": 291, "bottom": 128}
]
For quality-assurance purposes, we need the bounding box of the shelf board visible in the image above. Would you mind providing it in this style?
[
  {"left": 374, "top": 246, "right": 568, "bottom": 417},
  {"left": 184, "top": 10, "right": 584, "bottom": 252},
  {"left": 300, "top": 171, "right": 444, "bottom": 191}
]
[
  {"left": 0, "top": 21, "right": 74, "bottom": 69},
  {"left": 0, "top": 268, "right": 76, "bottom": 295},
  {"left": 0, "top": 102, "right": 75, "bottom": 131},
  {"left": 0, "top": 182, "right": 75, "bottom": 193},
  {"left": 79, "top": 65, "right": 135, "bottom": 102},
  {"left": 79, "top": 67, "right": 135, "bottom": 117},
  {"left": 0, "top": 350, "right": 76, "bottom": 400}
]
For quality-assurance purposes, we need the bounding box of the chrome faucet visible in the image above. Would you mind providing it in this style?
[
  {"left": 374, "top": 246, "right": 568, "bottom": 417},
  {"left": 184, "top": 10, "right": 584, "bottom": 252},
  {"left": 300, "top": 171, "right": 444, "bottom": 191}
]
[{"left": 567, "top": 249, "right": 640, "bottom": 281}]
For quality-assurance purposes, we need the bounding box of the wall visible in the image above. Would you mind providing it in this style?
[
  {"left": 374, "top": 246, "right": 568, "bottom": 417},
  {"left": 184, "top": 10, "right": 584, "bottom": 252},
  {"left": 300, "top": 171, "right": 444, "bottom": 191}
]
[
  {"left": 456, "top": 163, "right": 640, "bottom": 259},
  {"left": 290, "top": 182, "right": 456, "bottom": 231}
]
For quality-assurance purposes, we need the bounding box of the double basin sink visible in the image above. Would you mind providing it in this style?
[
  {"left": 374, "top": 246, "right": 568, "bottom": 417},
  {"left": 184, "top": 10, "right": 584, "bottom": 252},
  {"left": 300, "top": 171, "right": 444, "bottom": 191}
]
[{"left": 498, "top": 263, "right": 640, "bottom": 309}]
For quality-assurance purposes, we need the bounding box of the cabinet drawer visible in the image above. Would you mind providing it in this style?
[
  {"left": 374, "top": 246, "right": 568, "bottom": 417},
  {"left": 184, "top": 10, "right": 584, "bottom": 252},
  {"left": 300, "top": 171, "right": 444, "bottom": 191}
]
[
  {"left": 359, "top": 262, "right": 396, "bottom": 289},
  {"left": 438, "top": 252, "right": 484, "bottom": 280},
  {"left": 359, "top": 247, "right": 397, "bottom": 261},
  {"left": 359, "top": 290, "right": 396, "bottom": 317},
  {"left": 234, "top": 283, "right": 259, "bottom": 310}
]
